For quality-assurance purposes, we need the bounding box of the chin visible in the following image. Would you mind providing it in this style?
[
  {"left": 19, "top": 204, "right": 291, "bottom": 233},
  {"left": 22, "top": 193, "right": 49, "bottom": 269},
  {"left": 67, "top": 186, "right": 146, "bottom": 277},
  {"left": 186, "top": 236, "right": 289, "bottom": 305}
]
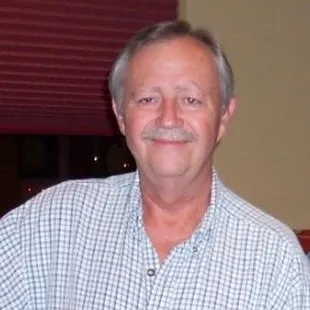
[{"left": 149, "top": 165, "right": 189, "bottom": 179}]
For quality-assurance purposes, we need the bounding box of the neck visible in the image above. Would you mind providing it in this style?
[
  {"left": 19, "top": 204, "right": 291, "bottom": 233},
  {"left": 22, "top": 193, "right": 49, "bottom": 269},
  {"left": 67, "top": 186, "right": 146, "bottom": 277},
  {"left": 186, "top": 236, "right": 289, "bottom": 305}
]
[
  {"left": 139, "top": 168, "right": 213, "bottom": 262},
  {"left": 139, "top": 166, "right": 213, "bottom": 229}
]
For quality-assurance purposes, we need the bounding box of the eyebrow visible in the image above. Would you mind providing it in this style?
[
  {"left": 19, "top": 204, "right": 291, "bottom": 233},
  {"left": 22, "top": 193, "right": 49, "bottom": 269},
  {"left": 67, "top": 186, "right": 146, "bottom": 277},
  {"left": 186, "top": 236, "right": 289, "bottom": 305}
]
[
  {"left": 175, "top": 82, "right": 211, "bottom": 96},
  {"left": 129, "top": 86, "right": 162, "bottom": 98},
  {"left": 128, "top": 82, "right": 211, "bottom": 98}
]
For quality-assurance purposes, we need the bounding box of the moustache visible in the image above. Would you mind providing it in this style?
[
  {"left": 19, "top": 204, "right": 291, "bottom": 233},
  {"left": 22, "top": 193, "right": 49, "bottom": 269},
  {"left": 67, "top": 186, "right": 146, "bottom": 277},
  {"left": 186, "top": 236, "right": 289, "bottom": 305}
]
[{"left": 141, "top": 127, "right": 197, "bottom": 142}]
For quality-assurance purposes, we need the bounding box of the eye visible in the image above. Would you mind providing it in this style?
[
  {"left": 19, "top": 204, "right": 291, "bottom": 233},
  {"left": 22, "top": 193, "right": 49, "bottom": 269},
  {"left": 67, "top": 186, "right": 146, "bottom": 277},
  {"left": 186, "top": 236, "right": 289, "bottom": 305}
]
[
  {"left": 137, "top": 97, "right": 157, "bottom": 105},
  {"left": 183, "top": 97, "right": 203, "bottom": 106}
]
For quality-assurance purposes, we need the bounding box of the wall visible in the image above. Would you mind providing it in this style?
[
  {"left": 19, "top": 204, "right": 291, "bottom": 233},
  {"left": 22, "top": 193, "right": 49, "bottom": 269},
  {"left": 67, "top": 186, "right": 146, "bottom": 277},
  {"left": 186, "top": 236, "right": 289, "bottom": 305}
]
[
  {"left": 0, "top": 136, "right": 20, "bottom": 217},
  {"left": 179, "top": 0, "right": 310, "bottom": 229}
]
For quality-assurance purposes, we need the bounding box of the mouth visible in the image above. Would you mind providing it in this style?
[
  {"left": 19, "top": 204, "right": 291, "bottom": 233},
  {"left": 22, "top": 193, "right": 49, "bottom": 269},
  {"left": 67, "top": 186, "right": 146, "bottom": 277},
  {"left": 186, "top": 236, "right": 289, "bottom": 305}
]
[{"left": 149, "top": 138, "right": 189, "bottom": 145}]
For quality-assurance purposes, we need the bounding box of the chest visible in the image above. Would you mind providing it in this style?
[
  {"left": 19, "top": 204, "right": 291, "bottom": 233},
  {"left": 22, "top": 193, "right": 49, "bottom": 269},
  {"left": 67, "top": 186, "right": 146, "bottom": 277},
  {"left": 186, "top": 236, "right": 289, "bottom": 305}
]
[{"left": 29, "top": 228, "right": 272, "bottom": 310}]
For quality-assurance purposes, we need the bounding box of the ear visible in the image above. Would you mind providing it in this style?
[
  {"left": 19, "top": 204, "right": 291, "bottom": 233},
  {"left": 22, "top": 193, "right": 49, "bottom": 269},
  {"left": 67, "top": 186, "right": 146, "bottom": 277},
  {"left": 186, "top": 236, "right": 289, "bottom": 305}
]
[
  {"left": 112, "top": 99, "right": 126, "bottom": 135},
  {"left": 216, "top": 98, "right": 237, "bottom": 143}
]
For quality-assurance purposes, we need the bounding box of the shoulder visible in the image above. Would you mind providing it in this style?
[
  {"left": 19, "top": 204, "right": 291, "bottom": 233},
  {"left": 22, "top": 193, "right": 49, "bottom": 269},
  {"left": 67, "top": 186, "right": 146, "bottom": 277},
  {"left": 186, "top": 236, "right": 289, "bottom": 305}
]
[
  {"left": 0, "top": 172, "right": 138, "bottom": 308},
  {"left": 0, "top": 172, "right": 137, "bottom": 236},
  {"left": 30, "top": 171, "right": 136, "bottom": 207},
  {"left": 219, "top": 183, "right": 310, "bottom": 292},
  {"left": 220, "top": 183, "right": 305, "bottom": 258},
  {"left": 222, "top": 186, "right": 293, "bottom": 236}
]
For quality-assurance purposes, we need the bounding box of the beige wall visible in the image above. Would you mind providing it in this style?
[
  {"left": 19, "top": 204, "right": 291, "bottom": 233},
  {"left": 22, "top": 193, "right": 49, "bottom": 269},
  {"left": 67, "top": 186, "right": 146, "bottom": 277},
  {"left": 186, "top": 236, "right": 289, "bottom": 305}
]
[{"left": 179, "top": 0, "right": 310, "bottom": 229}]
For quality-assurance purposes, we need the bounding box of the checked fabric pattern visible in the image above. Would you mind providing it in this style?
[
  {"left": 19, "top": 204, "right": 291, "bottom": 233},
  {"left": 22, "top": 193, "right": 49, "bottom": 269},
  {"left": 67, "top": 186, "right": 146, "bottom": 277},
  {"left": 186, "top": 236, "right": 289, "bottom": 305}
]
[{"left": 1, "top": 171, "right": 310, "bottom": 309}]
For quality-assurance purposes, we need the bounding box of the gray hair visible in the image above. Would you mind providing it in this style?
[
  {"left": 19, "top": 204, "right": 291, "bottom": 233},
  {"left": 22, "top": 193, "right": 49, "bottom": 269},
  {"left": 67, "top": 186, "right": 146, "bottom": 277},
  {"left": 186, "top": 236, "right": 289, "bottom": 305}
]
[{"left": 108, "top": 20, "right": 234, "bottom": 114}]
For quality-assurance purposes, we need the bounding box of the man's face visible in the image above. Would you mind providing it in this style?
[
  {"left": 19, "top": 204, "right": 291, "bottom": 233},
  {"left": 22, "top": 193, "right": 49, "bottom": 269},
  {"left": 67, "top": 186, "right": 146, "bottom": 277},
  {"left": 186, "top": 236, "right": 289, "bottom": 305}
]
[{"left": 113, "top": 37, "right": 235, "bottom": 180}]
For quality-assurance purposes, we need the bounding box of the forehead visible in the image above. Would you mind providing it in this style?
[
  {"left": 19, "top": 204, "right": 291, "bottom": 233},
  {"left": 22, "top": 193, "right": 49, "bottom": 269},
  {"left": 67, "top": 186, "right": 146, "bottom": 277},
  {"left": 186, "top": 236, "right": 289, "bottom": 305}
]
[{"left": 125, "top": 37, "right": 218, "bottom": 85}]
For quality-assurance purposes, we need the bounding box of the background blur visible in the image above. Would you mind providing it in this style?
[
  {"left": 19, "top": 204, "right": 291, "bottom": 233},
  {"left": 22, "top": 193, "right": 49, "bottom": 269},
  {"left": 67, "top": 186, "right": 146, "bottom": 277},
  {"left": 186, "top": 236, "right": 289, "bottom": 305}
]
[{"left": 180, "top": 0, "right": 310, "bottom": 229}]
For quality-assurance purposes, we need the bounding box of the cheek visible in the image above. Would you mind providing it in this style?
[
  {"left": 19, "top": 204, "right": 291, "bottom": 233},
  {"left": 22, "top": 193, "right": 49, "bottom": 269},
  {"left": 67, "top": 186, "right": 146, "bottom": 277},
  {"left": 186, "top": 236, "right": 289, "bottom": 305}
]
[
  {"left": 192, "top": 115, "right": 220, "bottom": 143},
  {"left": 123, "top": 115, "right": 149, "bottom": 155},
  {"left": 124, "top": 116, "right": 144, "bottom": 137},
  {"left": 190, "top": 115, "right": 213, "bottom": 133},
  {"left": 125, "top": 110, "right": 155, "bottom": 135}
]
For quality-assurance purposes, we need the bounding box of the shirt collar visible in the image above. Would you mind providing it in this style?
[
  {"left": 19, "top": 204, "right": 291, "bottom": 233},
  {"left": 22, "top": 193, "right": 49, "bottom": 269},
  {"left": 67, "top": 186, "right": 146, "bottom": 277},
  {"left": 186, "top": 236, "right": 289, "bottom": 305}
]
[{"left": 189, "top": 168, "right": 224, "bottom": 246}]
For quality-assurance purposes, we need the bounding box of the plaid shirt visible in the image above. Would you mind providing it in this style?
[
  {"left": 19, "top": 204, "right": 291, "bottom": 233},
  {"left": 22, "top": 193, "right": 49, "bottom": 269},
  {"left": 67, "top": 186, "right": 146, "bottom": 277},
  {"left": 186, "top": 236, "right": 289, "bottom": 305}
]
[{"left": 1, "top": 171, "right": 310, "bottom": 309}]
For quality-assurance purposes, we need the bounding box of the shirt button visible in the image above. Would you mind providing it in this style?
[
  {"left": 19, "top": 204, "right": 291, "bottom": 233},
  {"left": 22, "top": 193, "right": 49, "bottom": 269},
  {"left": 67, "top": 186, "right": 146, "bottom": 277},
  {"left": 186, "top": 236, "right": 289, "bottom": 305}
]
[
  {"left": 193, "top": 246, "right": 198, "bottom": 252},
  {"left": 147, "top": 268, "right": 156, "bottom": 277}
]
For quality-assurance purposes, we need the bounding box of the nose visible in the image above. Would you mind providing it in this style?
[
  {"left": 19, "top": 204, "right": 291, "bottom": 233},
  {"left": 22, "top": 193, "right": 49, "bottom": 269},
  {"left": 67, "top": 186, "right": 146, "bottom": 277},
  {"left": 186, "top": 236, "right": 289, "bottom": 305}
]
[{"left": 156, "top": 98, "right": 183, "bottom": 128}]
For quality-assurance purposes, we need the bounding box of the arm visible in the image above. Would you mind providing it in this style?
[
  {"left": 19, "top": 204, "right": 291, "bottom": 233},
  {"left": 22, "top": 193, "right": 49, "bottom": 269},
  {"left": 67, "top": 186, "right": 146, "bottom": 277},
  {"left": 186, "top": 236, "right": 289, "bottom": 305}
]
[
  {"left": 0, "top": 210, "right": 28, "bottom": 309},
  {"left": 268, "top": 245, "right": 310, "bottom": 309}
]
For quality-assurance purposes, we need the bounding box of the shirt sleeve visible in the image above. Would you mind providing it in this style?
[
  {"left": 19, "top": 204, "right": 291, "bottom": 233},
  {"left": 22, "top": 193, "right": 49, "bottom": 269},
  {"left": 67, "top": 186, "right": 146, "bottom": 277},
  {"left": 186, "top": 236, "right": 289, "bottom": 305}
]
[
  {"left": 268, "top": 244, "right": 310, "bottom": 309},
  {"left": 0, "top": 210, "right": 28, "bottom": 310}
]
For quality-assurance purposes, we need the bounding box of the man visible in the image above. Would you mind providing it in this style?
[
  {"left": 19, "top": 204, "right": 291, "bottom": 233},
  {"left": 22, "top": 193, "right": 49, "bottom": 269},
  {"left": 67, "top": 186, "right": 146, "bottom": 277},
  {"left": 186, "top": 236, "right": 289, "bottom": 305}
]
[{"left": 1, "top": 21, "right": 309, "bottom": 309}]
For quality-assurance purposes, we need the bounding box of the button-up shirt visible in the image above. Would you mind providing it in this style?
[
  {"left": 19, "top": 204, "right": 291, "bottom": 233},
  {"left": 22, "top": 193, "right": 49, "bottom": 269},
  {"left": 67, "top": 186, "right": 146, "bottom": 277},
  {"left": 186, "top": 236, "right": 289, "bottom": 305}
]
[{"left": 1, "top": 171, "right": 310, "bottom": 309}]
